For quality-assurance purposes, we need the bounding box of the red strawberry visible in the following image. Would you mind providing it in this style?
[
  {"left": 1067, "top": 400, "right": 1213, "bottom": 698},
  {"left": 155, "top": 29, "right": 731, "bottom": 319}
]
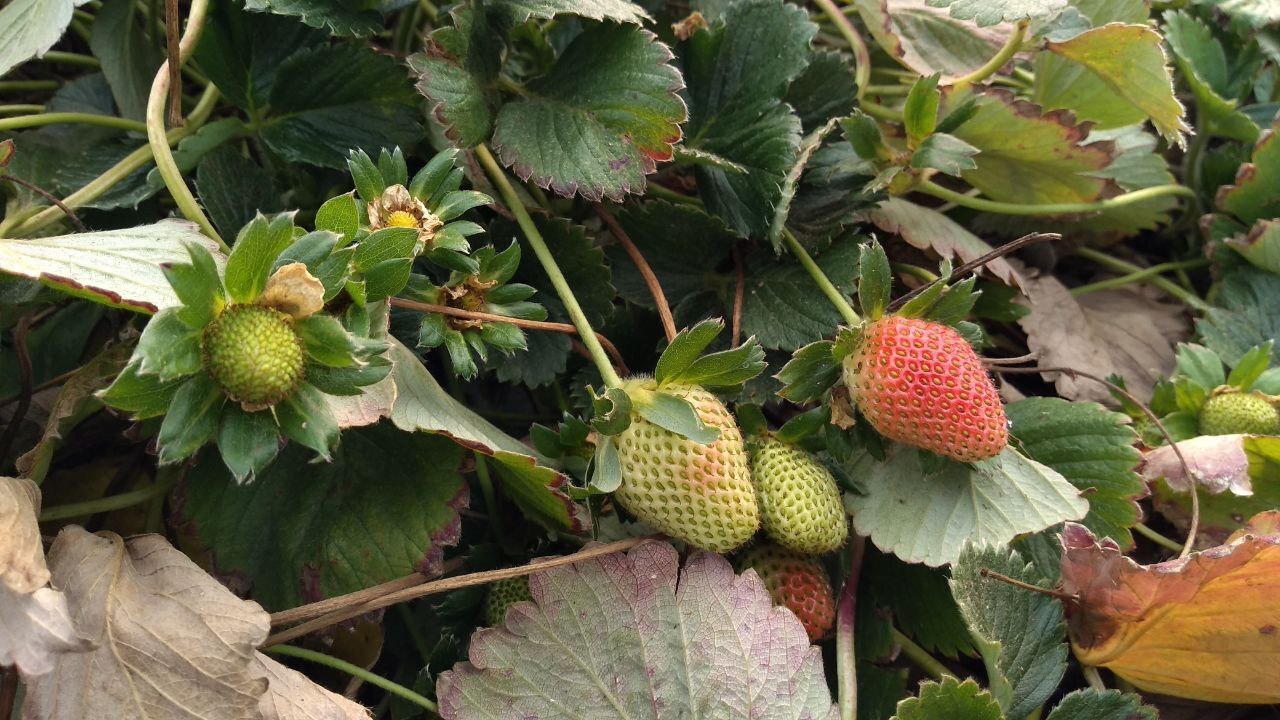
[
  {"left": 843, "top": 315, "right": 1006, "bottom": 462},
  {"left": 737, "top": 544, "right": 836, "bottom": 642}
]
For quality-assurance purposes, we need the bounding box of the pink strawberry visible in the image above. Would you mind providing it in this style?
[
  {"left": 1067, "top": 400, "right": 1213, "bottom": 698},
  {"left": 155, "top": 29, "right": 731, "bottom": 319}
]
[{"left": 737, "top": 543, "right": 836, "bottom": 642}]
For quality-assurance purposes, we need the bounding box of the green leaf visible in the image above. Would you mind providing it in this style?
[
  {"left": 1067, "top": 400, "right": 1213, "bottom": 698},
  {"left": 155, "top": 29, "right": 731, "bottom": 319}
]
[
  {"left": 891, "top": 677, "right": 1002, "bottom": 720},
  {"left": 353, "top": 227, "right": 418, "bottom": 271},
  {"left": 162, "top": 242, "right": 225, "bottom": 329},
  {"left": 195, "top": 0, "right": 324, "bottom": 111},
  {"left": 785, "top": 49, "right": 858, "bottom": 133},
  {"left": 743, "top": 235, "right": 860, "bottom": 350},
  {"left": 0, "top": 0, "right": 89, "bottom": 77},
  {"left": 605, "top": 201, "right": 736, "bottom": 316},
  {"left": 846, "top": 446, "right": 1089, "bottom": 567},
  {"left": 346, "top": 148, "right": 385, "bottom": 202},
  {"left": 388, "top": 339, "right": 588, "bottom": 533},
  {"left": 296, "top": 314, "right": 360, "bottom": 367},
  {"left": 314, "top": 192, "right": 360, "bottom": 247},
  {"left": 588, "top": 437, "right": 623, "bottom": 493},
  {"left": 1041, "top": 24, "right": 1188, "bottom": 146},
  {"left": 89, "top": 0, "right": 163, "bottom": 120},
  {"left": 863, "top": 547, "right": 976, "bottom": 658},
  {"left": 855, "top": 0, "right": 1018, "bottom": 78},
  {"left": 1163, "top": 12, "right": 1259, "bottom": 143},
  {"left": 491, "top": 24, "right": 685, "bottom": 202},
  {"left": 1045, "top": 690, "right": 1157, "bottom": 720},
  {"left": 925, "top": 0, "right": 1065, "bottom": 25},
  {"left": 947, "top": 87, "right": 1116, "bottom": 205},
  {"left": 683, "top": 0, "right": 816, "bottom": 237},
  {"left": 1228, "top": 341, "right": 1273, "bottom": 390},
  {"left": 182, "top": 424, "right": 466, "bottom": 609},
  {"left": 196, "top": 147, "right": 281, "bottom": 241},
  {"left": 216, "top": 404, "right": 281, "bottom": 482},
  {"left": 858, "top": 241, "right": 892, "bottom": 320},
  {"left": 768, "top": 118, "right": 841, "bottom": 250},
  {"left": 484, "top": 0, "right": 648, "bottom": 25},
  {"left": 1007, "top": 397, "right": 1145, "bottom": 549},
  {"left": 242, "top": 0, "right": 382, "bottom": 36},
  {"left": 654, "top": 319, "right": 724, "bottom": 386},
  {"left": 1174, "top": 342, "right": 1227, "bottom": 389},
  {"left": 1203, "top": 0, "right": 1280, "bottom": 28},
  {"left": 157, "top": 375, "right": 226, "bottom": 463},
  {"left": 910, "top": 133, "right": 979, "bottom": 176},
  {"left": 777, "top": 340, "right": 840, "bottom": 403},
  {"left": 636, "top": 392, "right": 720, "bottom": 445},
  {"left": 950, "top": 545, "right": 1068, "bottom": 720},
  {"left": 260, "top": 44, "right": 422, "bottom": 168},
  {"left": 904, "top": 74, "right": 941, "bottom": 146},
  {"left": 99, "top": 361, "right": 184, "bottom": 419},
  {"left": 0, "top": 220, "right": 225, "bottom": 313},
  {"left": 1228, "top": 219, "right": 1280, "bottom": 275},
  {"left": 1197, "top": 266, "right": 1280, "bottom": 366},
  {"left": 508, "top": 217, "right": 615, "bottom": 327},
  {"left": 225, "top": 213, "right": 295, "bottom": 303},
  {"left": 409, "top": 5, "right": 500, "bottom": 148},
  {"left": 675, "top": 339, "right": 766, "bottom": 388},
  {"left": 437, "top": 544, "right": 837, "bottom": 718},
  {"left": 135, "top": 308, "right": 203, "bottom": 380},
  {"left": 1218, "top": 122, "right": 1280, "bottom": 224}
]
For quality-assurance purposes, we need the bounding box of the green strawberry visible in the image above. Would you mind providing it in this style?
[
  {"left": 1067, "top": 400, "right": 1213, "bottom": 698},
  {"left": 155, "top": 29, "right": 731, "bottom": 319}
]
[
  {"left": 202, "top": 305, "right": 304, "bottom": 409},
  {"left": 751, "top": 438, "right": 847, "bottom": 555},
  {"left": 612, "top": 381, "right": 759, "bottom": 553},
  {"left": 737, "top": 543, "right": 836, "bottom": 642},
  {"left": 483, "top": 577, "right": 532, "bottom": 626},
  {"left": 1199, "top": 388, "right": 1280, "bottom": 436}
]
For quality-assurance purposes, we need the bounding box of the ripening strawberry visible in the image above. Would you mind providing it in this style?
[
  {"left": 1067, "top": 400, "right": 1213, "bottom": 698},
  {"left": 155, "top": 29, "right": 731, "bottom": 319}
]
[
  {"left": 483, "top": 577, "right": 532, "bottom": 626},
  {"left": 1199, "top": 389, "right": 1280, "bottom": 436},
  {"left": 737, "top": 543, "right": 836, "bottom": 642},
  {"left": 751, "top": 438, "right": 847, "bottom": 555},
  {"left": 842, "top": 315, "right": 1007, "bottom": 462},
  {"left": 612, "top": 382, "right": 759, "bottom": 553}
]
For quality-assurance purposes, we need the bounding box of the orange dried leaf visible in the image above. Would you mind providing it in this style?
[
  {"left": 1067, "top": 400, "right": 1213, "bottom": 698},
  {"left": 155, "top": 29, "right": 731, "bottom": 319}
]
[{"left": 1060, "top": 513, "right": 1280, "bottom": 704}]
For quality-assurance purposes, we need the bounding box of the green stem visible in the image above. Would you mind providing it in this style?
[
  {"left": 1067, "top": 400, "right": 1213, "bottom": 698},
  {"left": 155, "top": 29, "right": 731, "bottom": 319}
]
[
  {"left": 39, "top": 476, "right": 175, "bottom": 522},
  {"left": 955, "top": 20, "right": 1028, "bottom": 89},
  {"left": 915, "top": 179, "right": 1196, "bottom": 217},
  {"left": 1073, "top": 247, "right": 1210, "bottom": 311},
  {"left": 0, "top": 81, "right": 59, "bottom": 92},
  {"left": 890, "top": 628, "right": 950, "bottom": 680},
  {"left": 782, "top": 228, "right": 861, "bottom": 326},
  {"left": 813, "top": 0, "right": 870, "bottom": 100},
  {"left": 860, "top": 99, "right": 903, "bottom": 121},
  {"left": 36, "top": 51, "right": 101, "bottom": 68},
  {"left": 1133, "top": 522, "right": 1184, "bottom": 553},
  {"left": 891, "top": 262, "right": 938, "bottom": 283},
  {"left": 476, "top": 144, "right": 622, "bottom": 387},
  {"left": 0, "top": 112, "right": 147, "bottom": 133},
  {"left": 7, "top": 85, "right": 220, "bottom": 237},
  {"left": 474, "top": 454, "right": 503, "bottom": 543},
  {"left": 1070, "top": 258, "right": 1209, "bottom": 297},
  {"left": 264, "top": 645, "right": 439, "bottom": 714},
  {"left": 0, "top": 105, "right": 44, "bottom": 115},
  {"left": 646, "top": 182, "right": 702, "bottom": 206},
  {"left": 145, "top": 0, "right": 221, "bottom": 246},
  {"left": 863, "top": 84, "right": 911, "bottom": 96}
]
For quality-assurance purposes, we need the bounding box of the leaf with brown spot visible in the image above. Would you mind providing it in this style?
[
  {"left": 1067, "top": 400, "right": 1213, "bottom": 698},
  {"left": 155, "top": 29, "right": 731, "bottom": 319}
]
[{"left": 1061, "top": 515, "right": 1280, "bottom": 704}]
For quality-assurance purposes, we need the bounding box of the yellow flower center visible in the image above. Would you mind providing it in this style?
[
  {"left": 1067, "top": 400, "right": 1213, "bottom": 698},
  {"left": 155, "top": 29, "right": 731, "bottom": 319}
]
[{"left": 387, "top": 210, "right": 420, "bottom": 229}]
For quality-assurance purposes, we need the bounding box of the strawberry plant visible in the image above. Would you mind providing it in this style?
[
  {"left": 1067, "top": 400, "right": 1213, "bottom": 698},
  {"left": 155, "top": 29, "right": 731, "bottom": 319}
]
[{"left": 2, "top": 0, "right": 1280, "bottom": 718}]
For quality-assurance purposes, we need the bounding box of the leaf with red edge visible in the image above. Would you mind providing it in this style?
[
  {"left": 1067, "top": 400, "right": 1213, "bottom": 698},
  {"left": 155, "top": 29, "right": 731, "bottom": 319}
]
[
  {"left": 1060, "top": 516, "right": 1280, "bottom": 704},
  {"left": 437, "top": 541, "right": 838, "bottom": 719},
  {"left": 1217, "top": 121, "right": 1280, "bottom": 225}
]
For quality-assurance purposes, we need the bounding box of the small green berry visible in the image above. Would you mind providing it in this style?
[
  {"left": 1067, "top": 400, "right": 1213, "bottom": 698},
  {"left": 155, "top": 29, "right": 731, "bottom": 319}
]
[
  {"left": 202, "top": 305, "right": 304, "bottom": 408},
  {"left": 752, "top": 439, "right": 848, "bottom": 555},
  {"left": 1199, "top": 389, "right": 1280, "bottom": 436},
  {"left": 484, "top": 577, "right": 532, "bottom": 626}
]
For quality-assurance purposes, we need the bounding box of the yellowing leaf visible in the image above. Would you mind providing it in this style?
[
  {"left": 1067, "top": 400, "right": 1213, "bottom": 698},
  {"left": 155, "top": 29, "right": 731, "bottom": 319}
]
[
  {"left": 1060, "top": 516, "right": 1280, "bottom": 704},
  {"left": 1044, "top": 24, "right": 1189, "bottom": 146}
]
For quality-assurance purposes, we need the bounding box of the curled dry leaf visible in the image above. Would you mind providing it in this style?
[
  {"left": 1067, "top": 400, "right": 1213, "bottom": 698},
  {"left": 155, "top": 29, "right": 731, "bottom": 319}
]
[
  {"left": 1060, "top": 516, "right": 1280, "bottom": 704},
  {"left": 259, "top": 263, "right": 326, "bottom": 319},
  {"left": 1141, "top": 434, "right": 1252, "bottom": 496},
  {"left": 24, "top": 527, "right": 369, "bottom": 720},
  {"left": 863, "top": 197, "right": 1023, "bottom": 287},
  {"left": 0, "top": 477, "right": 91, "bottom": 675},
  {"left": 1018, "top": 276, "right": 1187, "bottom": 403},
  {"left": 1147, "top": 435, "right": 1280, "bottom": 546}
]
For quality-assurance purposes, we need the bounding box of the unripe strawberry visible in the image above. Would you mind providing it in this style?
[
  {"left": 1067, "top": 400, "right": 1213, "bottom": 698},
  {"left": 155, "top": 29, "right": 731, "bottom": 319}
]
[
  {"left": 842, "top": 316, "right": 1006, "bottom": 462},
  {"left": 613, "top": 382, "right": 758, "bottom": 553},
  {"left": 483, "top": 577, "right": 532, "bottom": 626},
  {"left": 737, "top": 544, "right": 835, "bottom": 642},
  {"left": 751, "top": 439, "right": 847, "bottom": 555},
  {"left": 1199, "top": 389, "right": 1280, "bottom": 436},
  {"left": 202, "top": 305, "right": 304, "bottom": 409}
]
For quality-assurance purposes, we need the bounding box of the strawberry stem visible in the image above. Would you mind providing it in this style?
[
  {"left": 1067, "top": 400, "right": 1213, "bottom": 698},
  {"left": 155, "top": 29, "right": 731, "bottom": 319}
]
[
  {"left": 836, "top": 534, "right": 866, "bottom": 720},
  {"left": 265, "top": 645, "right": 439, "bottom": 713},
  {"left": 953, "top": 20, "right": 1028, "bottom": 90},
  {"left": 782, "top": 228, "right": 861, "bottom": 326},
  {"left": 474, "top": 143, "right": 624, "bottom": 388},
  {"left": 813, "top": 0, "right": 870, "bottom": 102},
  {"left": 916, "top": 179, "right": 1196, "bottom": 218}
]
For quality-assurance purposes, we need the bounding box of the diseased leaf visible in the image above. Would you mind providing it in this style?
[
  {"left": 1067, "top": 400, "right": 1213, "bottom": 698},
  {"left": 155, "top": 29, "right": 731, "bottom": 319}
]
[
  {"left": 255, "top": 654, "right": 371, "bottom": 719},
  {"left": 1228, "top": 219, "right": 1280, "bottom": 275},
  {"left": 491, "top": 24, "right": 685, "bottom": 201},
  {"left": 1147, "top": 435, "right": 1280, "bottom": 546},
  {"left": 1017, "top": 277, "right": 1187, "bottom": 403},
  {"left": 891, "top": 677, "right": 1002, "bottom": 720},
  {"left": 409, "top": 5, "right": 500, "bottom": 147},
  {"left": 437, "top": 541, "right": 838, "bottom": 719},
  {"left": 946, "top": 88, "right": 1117, "bottom": 205},
  {"left": 863, "top": 197, "right": 1022, "bottom": 287},
  {"left": 1217, "top": 122, "right": 1280, "bottom": 224},
  {"left": 855, "top": 0, "right": 1015, "bottom": 79},
  {"left": 0, "top": 220, "right": 227, "bottom": 313},
  {"left": 846, "top": 445, "right": 1089, "bottom": 567},
  {"left": 951, "top": 545, "right": 1068, "bottom": 720},
  {"left": 1060, "top": 516, "right": 1280, "bottom": 703},
  {"left": 1007, "top": 397, "right": 1145, "bottom": 549}
]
